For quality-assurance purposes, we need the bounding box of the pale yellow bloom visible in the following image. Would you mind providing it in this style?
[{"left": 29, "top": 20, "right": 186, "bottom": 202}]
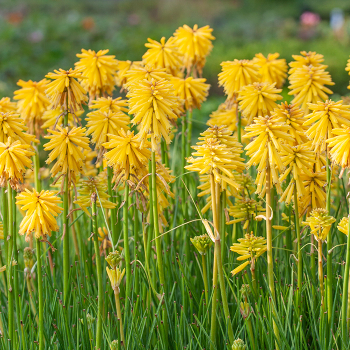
[
  {"left": 253, "top": 53, "right": 287, "bottom": 88},
  {"left": 16, "top": 188, "right": 62, "bottom": 240},
  {"left": 45, "top": 68, "right": 88, "bottom": 112},
  {"left": 75, "top": 49, "right": 118, "bottom": 100},
  {"left": 303, "top": 208, "right": 335, "bottom": 242}
]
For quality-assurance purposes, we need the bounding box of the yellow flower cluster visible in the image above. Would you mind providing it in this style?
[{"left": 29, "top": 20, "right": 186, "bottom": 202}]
[
  {"left": 244, "top": 115, "right": 293, "bottom": 195},
  {"left": 16, "top": 188, "right": 62, "bottom": 240},
  {"left": 230, "top": 233, "right": 267, "bottom": 275},
  {"left": 303, "top": 208, "right": 335, "bottom": 242},
  {"left": 238, "top": 82, "right": 282, "bottom": 125},
  {"left": 44, "top": 126, "right": 90, "bottom": 183},
  {"left": 75, "top": 49, "right": 118, "bottom": 100},
  {"left": 46, "top": 68, "right": 88, "bottom": 112}
]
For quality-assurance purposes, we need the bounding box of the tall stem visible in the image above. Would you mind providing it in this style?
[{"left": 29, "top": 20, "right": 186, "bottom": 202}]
[
  {"left": 107, "top": 166, "right": 117, "bottom": 245},
  {"left": 221, "top": 190, "right": 227, "bottom": 265},
  {"left": 341, "top": 205, "right": 350, "bottom": 348},
  {"left": 115, "top": 290, "right": 125, "bottom": 346},
  {"left": 151, "top": 151, "right": 169, "bottom": 344},
  {"left": 186, "top": 110, "right": 193, "bottom": 157},
  {"left": 326, "top": 153, "right": 332, "bottom": 326},
  {"left": 63, "top": 172, "right": 70, "bottom": 303},
  {"left": 33, "top": 150, "right": 41, "bottom": 192},
  {"left": 318, "top": 239, "right": 325, "bottom": 313},
  {"left": 209, "top": 174, "right": 234, "bottom": 345},
  {"left": 36, "top": 239, "right": 44, "bottom": 350},
  {"left": 266, "top": 165, "right": 280, "bottom": 348},
  {"left": 123, "top": 183, "right": 131, "bottom": 301},
  {"left": 92, "top": 194, "right": 103, "bottom": 350},
  {"left": 202, "top": 254, "right": 209, "bottom": 306},
  {"left": 1, "top": 187, "right": 8, "bottom": 270},
  {"left": 181, "top": 114, "right": 190, "bottom": 264},
  {"left": 6, "top": 184, "right": 14, "bottom": 344},
  {"left": 294, "top": 189, "right": 302, "bottom": 313}
]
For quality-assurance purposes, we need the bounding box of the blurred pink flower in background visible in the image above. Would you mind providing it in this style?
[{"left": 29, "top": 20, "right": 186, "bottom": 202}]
[{"left": 300, "top": 11, "right": 320, "bottom": 27}]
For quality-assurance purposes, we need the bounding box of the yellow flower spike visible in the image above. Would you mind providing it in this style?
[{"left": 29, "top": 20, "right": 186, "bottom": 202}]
[
  {"left": 171, "top": 76, "right": 210, "bottom": 111},
  {"left": 75, "top": 49, "right": 118, "bottom": 100},
  {"left": 0, "top": 112, "right": 37, "bottom": 145},
  {"left": 226, "top": 198, "right": 265, "bottom": 227},
  {"left": 278, "top": 143, "right": 316, "bottom": 204},
  {"left": 143, "top": 36, "right": 183, "bottom": 73},
  {"left": 299, "top": 170, "right": 327, "bottom": 215},
  {"left": 304, "top": 100, "right": 350, "bottom": 152},
  {"left": 86, "top": 109, "right": 130, "bottom": 149},
  {"left": 103, "top": 129, "right": 151, "bottom": 183},
  {"left": 288, "top": 65, "right": 334, "bottom": 113},
  {"left": 115, "top": 60, "right": 143, "bottom": 88},
  {"left": 0, "top": 138, "right": 34, "bottom": 183},
  {"left": 41, "top": 107, "right": 84, "bottom": 131},
  {"left": 0, "top": 97, "right": 17, "bottom": 113},
  {"left": 106, "top": 266, "right": 125, "bottom": 291},
  {"left": 230, "top": 233, "right": 267, "bottom": 275},
  {"left": 127, "top": 78, "right": 180, "bottom": 151},
  {"left": 74, "top": 175, "right": 117, "bottom": 216},
  {"left": 243, "top": 115, "right": 294, "bottom": 196},
  {"left": 197, "top": 126, "right": 245, "bottom": 173},
  {"left": 238, "top": 82, "right": 283, "bottom": 125},
  {"left": 173, "top": 24, "right": 215, "bottom": 76},
  {"left": 44, "top": 126, "right": 91, "bottom": 183},
  {"left": 218, "top": 59, "right": 260, "bottom": 101},
  {"left": 45, "top": 68, "right": 88, "bottom": 113},
  {"left": 186, "top": 137, "right": 244, "bottom": 190},
  {"left": 327, "top": 127, "right": 350, "bottom": 169},
  {"left": 303, "top": 208, "right": 335, "bottom": 242},
  {"left": 233, "top": 173, "right": 256, "bottom": 199},
  {"left": 253, "top": 53, "right": 288, "bottom": 88},
  {"left": 14, "top": 79, "right": 51, "bottom": 135},
  {"left": 125, "top": 65, "right": 171, "bottom": 91},
  {"left": 338, "top": 217, "right": 349, "bottom": 236},
  {"left": 271, "top": 102, "right": 308, "bottom": 145},
  {"left": 289, "top": 51, "right": 325, "bottom": 75},
  {"left": 90, "top": 96, "right": 128, "bottom": 114},
  {"left": 16, "top": 188, "right": 63, "bottom": 240},
  {"left": 207, "top": 102, "right": 242, "bottom": 133}
]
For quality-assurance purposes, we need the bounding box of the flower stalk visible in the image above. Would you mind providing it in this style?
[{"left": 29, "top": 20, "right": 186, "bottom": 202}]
[
  {"left": 36, "top": 238, "right": 44, "bottom": 350},
  {"left": 91, "top": 193, "right": 103, "bottom": 350},
  {"left": 341, "top": 200, "right": 350, "bottom": 348}
]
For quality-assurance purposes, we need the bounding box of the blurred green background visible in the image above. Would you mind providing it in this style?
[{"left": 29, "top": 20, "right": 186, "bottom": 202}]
[{"left": 1, "top": 0, "right": 350, "bottom": 104}]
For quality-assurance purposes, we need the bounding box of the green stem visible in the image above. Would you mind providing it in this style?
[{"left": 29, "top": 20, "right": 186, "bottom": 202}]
[
  {"left": 123, "top": 183, "right": 131, "bottom": 302},
  {"left": 12, "top": 188, "right": 24, "bottom": 349},
  {"left": 33, "top": 150, "right": 41, "bottom": 192},
  {"left": 266, "top": 165, "right": 280, "bottom": 348},
  {"left": 210, "top": 174, "right": 234, "bottom": 345},
  {"left": 186, "top": 110, "right": 193, "bottom": 157},
  {"left": 341, "top": 206, "right": 350, "bottom": 349},
  {"left": 107, "top": 166, "right": 117, "bottom": 245},
  {"left": 294, "top": 189, "right": 302, "bottom": 314},
  {"left": 92, "top": 194, "right": 103, "bottom": 350},
  {"left": 134, "top": 205, "right": 140, "bottom": 296},
  {"left": 36, "top": 239, "right": 44, "bottom": 350},
  {"left": 151, "top": 151, "right": 169, "bottom": 345},
  {"left": 245, "top": 315, "right": 256, "bottom": 350},
  {"left": 202, "top": 254, "right": 209, "bottom": 306},
  {"left": 209, "top": 175, "right": 219, "bottom": 349},
  {"left": 326, "top": 153, "right": 332, "bottom": 328},
  {"left": 221, "top": 190, "right": 226, "bottom": 265},
  {"left": 115, "top": 291, "right": 126, "bottom": 346},
  {"left": 236, "top": 100, "right": 241, "bottom": 144},
  {"left": 63, "top": 172, "right": 70, "bottom": 303},
  {"left": 6, "top": 184, "right": 14, "bottom": 344},
  {"left": 2, "top": 187, "right": 8, "bottom": 289}
]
